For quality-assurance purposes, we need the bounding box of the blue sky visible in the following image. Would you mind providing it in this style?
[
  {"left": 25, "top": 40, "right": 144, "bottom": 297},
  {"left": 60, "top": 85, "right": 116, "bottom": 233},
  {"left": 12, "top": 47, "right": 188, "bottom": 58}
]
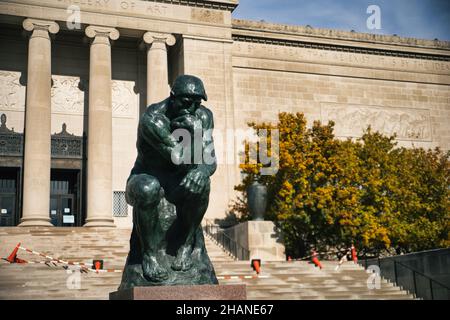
[{"left": 232, "top": 0, "right": 450, "bottom": 41}]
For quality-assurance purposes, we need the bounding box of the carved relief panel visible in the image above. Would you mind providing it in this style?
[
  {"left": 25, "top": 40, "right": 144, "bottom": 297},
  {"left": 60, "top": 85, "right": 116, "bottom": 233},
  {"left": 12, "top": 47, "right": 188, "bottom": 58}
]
[
  {"left": 51, "top": 75, "right": 84, "bottom": 115},
  {"left": 321, "top": 103, "right": 432, "bottom": 141},
  {"left": 50, "top": 76, "right": 137, "bottom": 118},
  {"left": 0, "top": 71, "right": 25, "bottom": 111},
  {"left": 112, "top": 80, "right": 137, "bottom": 118}
]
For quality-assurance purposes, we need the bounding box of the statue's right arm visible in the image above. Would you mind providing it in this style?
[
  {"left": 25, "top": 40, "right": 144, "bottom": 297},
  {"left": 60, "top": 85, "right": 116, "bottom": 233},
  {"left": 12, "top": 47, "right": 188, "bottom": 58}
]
[{"left": 139, "top": 111, "right": 183, "bottom": 163}]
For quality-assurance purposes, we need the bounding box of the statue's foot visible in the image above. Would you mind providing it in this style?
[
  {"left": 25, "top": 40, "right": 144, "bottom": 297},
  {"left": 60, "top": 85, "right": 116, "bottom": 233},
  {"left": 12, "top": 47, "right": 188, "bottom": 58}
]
[
  {"left": 171, "top": 246, "right": 193, "bottom": 271},
  {"left": 142, "top": 252, "right": 168, "bottom": 282}
]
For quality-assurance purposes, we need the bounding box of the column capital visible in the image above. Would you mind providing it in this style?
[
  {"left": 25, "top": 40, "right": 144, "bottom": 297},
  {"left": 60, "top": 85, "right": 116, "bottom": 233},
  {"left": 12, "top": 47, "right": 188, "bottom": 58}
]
[
  {"left": 143, "top": 32, "right": 176, "bottom": 47},
  {"left": 85, "top": 25, "right": 120, "bottom": 44},
  {"left": 23, "top": 18, "right": 59, "bottom": 38}
]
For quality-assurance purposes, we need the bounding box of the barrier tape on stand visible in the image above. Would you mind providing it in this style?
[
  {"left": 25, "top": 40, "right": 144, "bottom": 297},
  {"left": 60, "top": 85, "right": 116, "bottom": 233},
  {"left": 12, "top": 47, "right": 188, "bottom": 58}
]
[
  {"left": 287, "top": 245, "right": 359, "bottom": 270},
  {"left": 2, "top": 243, "right": 123, "bottom": 273},
  {"left": 217, "top": 274, "right": 269, "bottom": 280},
  {"left": 18, "top": 245, "right": 94, "bottom": 268}
]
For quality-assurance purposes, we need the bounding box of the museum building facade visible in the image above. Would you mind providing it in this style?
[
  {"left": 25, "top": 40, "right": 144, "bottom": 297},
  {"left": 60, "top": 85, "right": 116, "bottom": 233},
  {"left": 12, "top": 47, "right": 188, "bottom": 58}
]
[{"left": 0, "top": 0, "right": 449, "bottom": 228}]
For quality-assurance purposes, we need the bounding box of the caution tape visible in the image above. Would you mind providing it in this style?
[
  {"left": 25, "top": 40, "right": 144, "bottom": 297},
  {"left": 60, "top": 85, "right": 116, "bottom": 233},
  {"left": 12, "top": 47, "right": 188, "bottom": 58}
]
[
  {"left": 217, "top": 274, "right": 269, "bottom": 280},
  {"left": 3, "top": 243, "right": 123, "bottom": 273},
  {"left": 286, "top": 244, "right": 360, "bottom": 270},
  {"left": 18, "top": 245, "right": 94, "bottom": 268}
]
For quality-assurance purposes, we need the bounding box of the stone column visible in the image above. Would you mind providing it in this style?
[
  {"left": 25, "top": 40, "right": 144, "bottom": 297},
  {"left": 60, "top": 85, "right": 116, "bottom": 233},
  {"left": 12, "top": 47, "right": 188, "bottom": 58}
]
[
  {"left": 19, "top": 19, "right": 59, "bottom": 227},
  {"left": 84, "top": 25, "right": 119, "bottom": 227},
  {"left": 143, "top": 32, "right": 176, "bottom": 105}
]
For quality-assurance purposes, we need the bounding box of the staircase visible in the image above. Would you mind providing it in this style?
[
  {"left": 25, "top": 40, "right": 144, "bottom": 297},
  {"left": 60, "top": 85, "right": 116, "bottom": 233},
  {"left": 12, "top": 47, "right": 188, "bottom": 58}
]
[
  {"left": 214, "top": 261, "right": 413, "bottom": 300},
  {"left": 0, "top": 227, "right": 129, "bottom": 300},
  {"left": 204, "top": 234, "right": 236, "bottom": 263},
  {"left": 0, "top": 227, "right": 413, "bottom": 300}
]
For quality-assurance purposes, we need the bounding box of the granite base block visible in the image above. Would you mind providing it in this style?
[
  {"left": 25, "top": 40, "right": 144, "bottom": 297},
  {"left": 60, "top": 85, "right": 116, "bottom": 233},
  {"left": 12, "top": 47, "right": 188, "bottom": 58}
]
[{"left": 110, "top": 284, "right": 247, "bottom": 300}]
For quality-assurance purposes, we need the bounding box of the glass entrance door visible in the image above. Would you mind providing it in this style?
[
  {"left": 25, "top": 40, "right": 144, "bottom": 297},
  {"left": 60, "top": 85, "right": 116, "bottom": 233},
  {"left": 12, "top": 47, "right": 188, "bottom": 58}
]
[
  {"left": 0, "top": 167, "right": 19, "bottom": 226},
  {"left": 50, "top": 195, "right": 75, "bottom": 227},
  {"left": 0, "top": 194, "right": 15, "bottom": 226},
  {"left": 50, "top": 169, "right": 80, "bottom": 227},
  {"left": 61, "top": 195, "right": 74, "bottom": 226}
]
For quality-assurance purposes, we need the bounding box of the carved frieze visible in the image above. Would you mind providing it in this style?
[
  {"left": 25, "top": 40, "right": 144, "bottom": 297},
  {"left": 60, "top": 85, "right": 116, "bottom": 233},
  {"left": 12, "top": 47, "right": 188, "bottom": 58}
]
[
  {"left": 321, "top": 103, "right": 432, "bottom": 141},
  {"left": 112, "top": 80, "right": 137, "bottom": 118},
  {"left": 0, "top": 71, "right": 25, "bottom": 111},
  {"left": 51, "top": 75, "right": 84, "bottom": 115}
]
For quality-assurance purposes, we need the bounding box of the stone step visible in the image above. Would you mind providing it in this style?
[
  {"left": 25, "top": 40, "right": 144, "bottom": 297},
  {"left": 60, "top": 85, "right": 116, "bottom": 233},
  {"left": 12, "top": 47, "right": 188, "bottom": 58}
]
[{"left": 0, "top": 227, "right": 413, "bottom": 300}]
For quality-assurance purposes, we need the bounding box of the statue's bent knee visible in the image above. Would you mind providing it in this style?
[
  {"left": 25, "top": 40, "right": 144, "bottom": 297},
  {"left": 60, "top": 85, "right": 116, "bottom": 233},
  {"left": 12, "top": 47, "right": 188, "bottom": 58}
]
[{"left": 126, "top": 174, "right": 161, "bottom": 207}]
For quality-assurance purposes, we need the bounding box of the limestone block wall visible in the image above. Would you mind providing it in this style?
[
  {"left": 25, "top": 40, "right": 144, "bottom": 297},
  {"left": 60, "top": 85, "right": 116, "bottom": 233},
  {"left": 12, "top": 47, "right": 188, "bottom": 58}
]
[
  {"left": 51, "top": 38, "right": 89, "bottom": 137},
  {"left": 233, "top": 66, "right": 450, "bottom": 150},
  {"left": 182, "top": 36, "right": 238, "bottom": 220},
  {"left": 0, "top": 27, "right": 27, "bottom": 133},
  {"left": 232, "top": 40, "right": 450, "bottom": 151},
  {"left": 110, "top": 44, "right": 142, "bottom": 228}
]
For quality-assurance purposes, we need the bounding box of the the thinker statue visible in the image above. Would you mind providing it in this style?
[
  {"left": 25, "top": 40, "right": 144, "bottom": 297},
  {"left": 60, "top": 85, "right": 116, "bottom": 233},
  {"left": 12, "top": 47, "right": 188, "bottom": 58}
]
[{"left": 118, "top": 75, "right": 218, "bottom": 289}]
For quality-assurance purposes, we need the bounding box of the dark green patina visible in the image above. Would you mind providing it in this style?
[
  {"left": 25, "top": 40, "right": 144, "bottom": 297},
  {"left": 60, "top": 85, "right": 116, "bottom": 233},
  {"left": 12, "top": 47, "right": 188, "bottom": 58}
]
[{"left": 118, "top": 75, "right": 218, "bottom": 289}]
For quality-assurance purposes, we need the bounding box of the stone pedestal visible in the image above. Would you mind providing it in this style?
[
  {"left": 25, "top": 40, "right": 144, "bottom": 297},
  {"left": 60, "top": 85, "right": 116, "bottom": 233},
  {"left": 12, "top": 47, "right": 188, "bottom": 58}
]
[
  {"left": 225, "top": 221, "right": 286, "bottom": 261},
  {"left": 110, "top": 284, "right": 246, "bottom": 300}
]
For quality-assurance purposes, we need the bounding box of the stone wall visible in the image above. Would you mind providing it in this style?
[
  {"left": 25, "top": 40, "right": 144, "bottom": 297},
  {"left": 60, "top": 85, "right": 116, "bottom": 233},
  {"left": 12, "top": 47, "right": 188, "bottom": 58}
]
[
  {"left": 231, "top": 20, "right": 450, "bottom": 151},
  {"left": 232, "top": 65, "right": 450, "bottom": 150},
  {"left": 182, "top": 36, "right": 238, "bottom": 220}
]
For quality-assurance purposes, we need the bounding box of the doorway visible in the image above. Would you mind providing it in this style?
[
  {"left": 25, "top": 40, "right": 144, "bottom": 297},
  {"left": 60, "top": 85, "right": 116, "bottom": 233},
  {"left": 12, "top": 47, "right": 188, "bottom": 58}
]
[
  {"left": 50, "top": 169, "right": 81, "bottom": 227},
  {"left": 0, "top": 167, "right": 19, "bottom": 226}
]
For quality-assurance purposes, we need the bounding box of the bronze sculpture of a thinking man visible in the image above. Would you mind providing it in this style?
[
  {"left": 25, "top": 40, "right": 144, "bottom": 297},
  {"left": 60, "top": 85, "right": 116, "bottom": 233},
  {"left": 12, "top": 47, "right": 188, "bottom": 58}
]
[{"left": 118, "top": 75, "right": 218, "bottom": 288}]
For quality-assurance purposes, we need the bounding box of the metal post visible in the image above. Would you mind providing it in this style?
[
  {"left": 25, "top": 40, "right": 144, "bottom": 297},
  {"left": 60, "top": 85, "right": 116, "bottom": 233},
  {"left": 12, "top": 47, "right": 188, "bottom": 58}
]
[
  {"left": 429, "top": 279, "right": 433, "bottom": 300},
  {"left": 413, "top": 271, "right": 417, "bottom": 298},
  {"left": 394, "top": 260, "right": 398, "bottom": 284}
]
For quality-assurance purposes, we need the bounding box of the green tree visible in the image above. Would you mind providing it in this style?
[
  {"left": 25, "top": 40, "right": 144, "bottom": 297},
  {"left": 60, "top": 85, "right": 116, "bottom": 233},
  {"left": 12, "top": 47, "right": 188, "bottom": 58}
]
[{"left": 231, "top": 112, "right": 450, "bottom": 258}]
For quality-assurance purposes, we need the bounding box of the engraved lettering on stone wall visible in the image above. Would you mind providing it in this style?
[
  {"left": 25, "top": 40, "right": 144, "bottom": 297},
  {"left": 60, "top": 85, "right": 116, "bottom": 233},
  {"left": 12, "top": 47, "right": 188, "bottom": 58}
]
[
  {"left": 56, "top": 0, "right": 170, "bottom": 16},
  {"left": 146, "top": 3, "right": 168, "bottom": 15},
  {"left": 57, "top": 0, "right": 111, "bottom": 8},
  {"left": 0, "top": 71, "right": 25, "bottom": 111},
  {"left": 234, "top": 42, "right": 450, "bottom": 74},
  {"left": 51, "top": 75, "right": 84, "bottom": 115},
  {"left": 120, "top": 1, "right": 135, "bottom": 10},
  {"left": 321, "top": 103, "right": 432, "bottom": 141},
  {"left": 112, "top": 80, "right": 137, "bottom": 118}
]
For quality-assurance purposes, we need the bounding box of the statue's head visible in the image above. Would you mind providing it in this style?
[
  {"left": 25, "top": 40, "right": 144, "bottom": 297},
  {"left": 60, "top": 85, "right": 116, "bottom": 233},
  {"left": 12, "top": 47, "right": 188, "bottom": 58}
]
[{"left": 170, "top": 75, "right": 207, "bottom": 116}]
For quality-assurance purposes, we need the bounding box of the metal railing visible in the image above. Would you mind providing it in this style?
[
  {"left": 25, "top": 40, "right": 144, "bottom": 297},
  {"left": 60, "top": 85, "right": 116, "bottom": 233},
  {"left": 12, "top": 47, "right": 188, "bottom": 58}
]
[
  {"left": 363, "top": 257, "right": 450, "bottom": 300},
  {"left": 203, "top": 219, "right": 250, "bottom": 261}
]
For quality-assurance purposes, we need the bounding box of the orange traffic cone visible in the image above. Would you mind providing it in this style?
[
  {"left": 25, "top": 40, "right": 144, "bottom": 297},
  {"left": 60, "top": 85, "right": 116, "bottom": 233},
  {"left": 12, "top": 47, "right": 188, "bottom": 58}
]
[
  {"left": 5, "top": 243, "right": 27, "bottom": 263},
  {"left": 94, "top": 261, "right": 101, "bottom": 273},
  {"left": 251, "top": 259, "right": 261, "bottom": 274},
  {"left": 311, "top": 250, "right": 322, "bottom": 269},
  {"left": 351, "top": 244, "right": 358, "bottom": 264},
  {"left": 6, "top": 243, "right": 20, "bottom": 263}
]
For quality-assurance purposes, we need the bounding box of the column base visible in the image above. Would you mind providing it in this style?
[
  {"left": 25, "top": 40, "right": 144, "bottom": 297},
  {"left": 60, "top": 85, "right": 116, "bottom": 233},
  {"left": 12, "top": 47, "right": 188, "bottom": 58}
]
[
  {"left": 19, "top": 217, "right": 53, "bottom": 227},
  {"left": 84, "top": 217, "right": 116, "bottom": 228}
]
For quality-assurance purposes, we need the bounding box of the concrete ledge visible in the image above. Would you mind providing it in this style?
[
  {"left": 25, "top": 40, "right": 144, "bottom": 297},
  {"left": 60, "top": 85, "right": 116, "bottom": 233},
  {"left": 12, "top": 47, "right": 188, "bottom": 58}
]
[
  {"left": 225, "top": 221, "right": 286, "bottom": 261},
  {"left": 110, "top": 284, "right": 247, "bottom": 300}
]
